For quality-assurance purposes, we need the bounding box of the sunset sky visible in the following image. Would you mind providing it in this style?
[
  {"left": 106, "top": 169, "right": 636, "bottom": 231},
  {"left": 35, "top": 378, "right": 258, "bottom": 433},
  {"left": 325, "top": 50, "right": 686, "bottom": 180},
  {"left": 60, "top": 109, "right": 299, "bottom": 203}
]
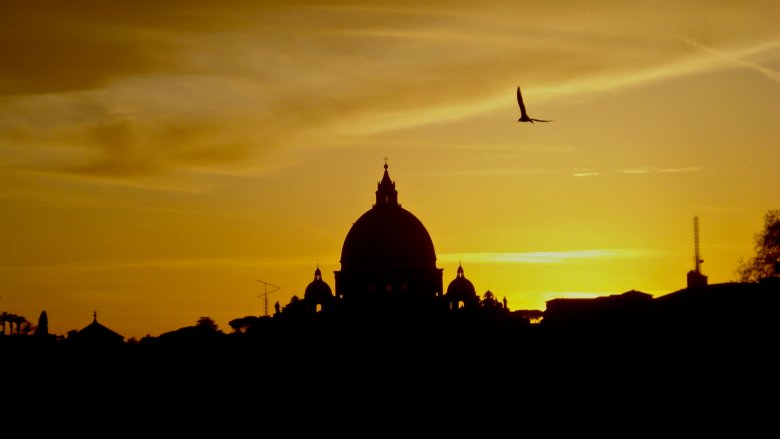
[{"left": 1, "top": 0, "right": 779, "bottom": 339}]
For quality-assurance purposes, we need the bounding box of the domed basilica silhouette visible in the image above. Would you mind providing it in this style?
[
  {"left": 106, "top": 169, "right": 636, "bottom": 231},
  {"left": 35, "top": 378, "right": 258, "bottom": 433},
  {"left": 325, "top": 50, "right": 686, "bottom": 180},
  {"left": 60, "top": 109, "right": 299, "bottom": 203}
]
[
  {"left": 336, "top": 162, "right": 443, "bottom": 301},
  {"left": 282, "top": 161, "right": 497, "bottom": 323}
]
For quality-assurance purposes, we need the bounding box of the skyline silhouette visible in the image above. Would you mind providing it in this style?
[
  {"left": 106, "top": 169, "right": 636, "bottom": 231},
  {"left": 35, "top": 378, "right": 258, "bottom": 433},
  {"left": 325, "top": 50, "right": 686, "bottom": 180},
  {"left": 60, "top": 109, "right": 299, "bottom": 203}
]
[
  {"left": 1, "top": 0, "right": 778, "bottom": 341},
  {"left": 3, "top": 164, "right": 777, "bottom": 431},
  {"left": 2, "top": 163, "right": 777, "bottom": 344}
]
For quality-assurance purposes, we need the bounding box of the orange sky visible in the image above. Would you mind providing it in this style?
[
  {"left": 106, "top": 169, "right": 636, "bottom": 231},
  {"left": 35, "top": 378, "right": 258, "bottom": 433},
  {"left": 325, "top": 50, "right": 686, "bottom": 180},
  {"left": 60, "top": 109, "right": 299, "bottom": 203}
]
[{"left": 1, "top": 1, "right": 779, "bottom": 339}]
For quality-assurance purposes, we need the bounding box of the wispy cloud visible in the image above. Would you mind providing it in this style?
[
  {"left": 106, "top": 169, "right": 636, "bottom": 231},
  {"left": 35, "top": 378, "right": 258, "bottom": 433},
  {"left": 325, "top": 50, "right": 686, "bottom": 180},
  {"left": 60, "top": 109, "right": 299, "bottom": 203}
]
[
  {"left": 683, "top": 38, "right": 780, "bottom": 84},
  {"left": 0, "top": 0, "right": 777, "bottom": 184},
  {"left": 692, "top": 205, "right": 744, "bottom": 213},
  {"left": 440, "top": 249, "right": 663, "bottom": 264},
  {"left": 571, "top": 166, "right": 701, "bottom": 177},
  {"left": 0, "top": 256, "right": 317, "bottom": 273},
  {"left": 448, "top": 168, "right": 554, "bottom": 177},
  {"left": 572, "top": 170, "right": 602, "bottom": 177},
  {"left": 622, "top": 166, "right": 701, "bottom": 175}
]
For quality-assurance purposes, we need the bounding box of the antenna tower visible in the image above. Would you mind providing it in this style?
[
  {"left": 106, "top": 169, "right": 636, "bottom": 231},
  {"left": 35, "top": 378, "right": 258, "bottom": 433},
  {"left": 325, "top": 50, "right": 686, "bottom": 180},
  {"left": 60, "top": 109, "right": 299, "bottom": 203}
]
[
  {"left": 256, "top": 280, "right": 280, "bottom": 317},
  {"left": 693, "top": 216, "right": 703, "bottom": 273}
]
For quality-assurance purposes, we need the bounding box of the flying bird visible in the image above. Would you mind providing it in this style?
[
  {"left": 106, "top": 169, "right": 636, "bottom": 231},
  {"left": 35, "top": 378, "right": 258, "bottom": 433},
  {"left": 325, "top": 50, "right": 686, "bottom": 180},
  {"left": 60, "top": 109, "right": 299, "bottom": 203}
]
[{"left": 516, "top": 86, "right": 551, "bottom": 123}]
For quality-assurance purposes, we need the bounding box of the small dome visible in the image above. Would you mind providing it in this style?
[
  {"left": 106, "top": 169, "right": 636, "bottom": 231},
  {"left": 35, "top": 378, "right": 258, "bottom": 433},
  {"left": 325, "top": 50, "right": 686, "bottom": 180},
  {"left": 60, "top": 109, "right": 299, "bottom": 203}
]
[
  {"left": 446, "top": 264, "right": 476, "bottom": 296},
  {"left": 304, "top": 266, "right": 333, "bottom": 306},
  {"left": 445, "top": 264, "right": 478, "bottom": 309}
]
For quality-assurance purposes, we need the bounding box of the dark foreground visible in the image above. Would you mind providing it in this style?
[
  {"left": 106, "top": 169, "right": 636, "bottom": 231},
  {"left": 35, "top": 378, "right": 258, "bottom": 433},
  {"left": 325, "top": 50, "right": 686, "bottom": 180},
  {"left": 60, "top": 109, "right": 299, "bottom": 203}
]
[{"left": 5, "top": 281, "right": 779, "bottom": 432}]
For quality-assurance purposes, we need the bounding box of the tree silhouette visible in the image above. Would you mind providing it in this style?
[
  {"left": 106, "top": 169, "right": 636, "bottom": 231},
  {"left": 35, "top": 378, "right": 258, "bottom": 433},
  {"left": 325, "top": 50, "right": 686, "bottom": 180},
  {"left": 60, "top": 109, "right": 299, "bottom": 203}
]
[
  {"left": 35, "top": 311, "right": 49, "bottom": 336},
  {"left": 0, "top": 312, "right": 8, "bottom": 335},
  {"left": 196, "top": 316, "right": 218, "bottom": 331},
  {"left": 3, "top": 314, "right": 28, "bottom": 335},
  {"left": 9, "top": 313, "right": 18, "bottom": 334},
  {"left": 228, "top": 316, "right": 262, "bottom": 333},
  {"left": 481, "top": 290, "right": 499, "bottom": 308},
  {"left": 280, "top": 295, "right": 307, "bottom": 317},
  {"left": 20, "top": 320, "right": 32, "bottom": 335},
  {"left": 736, "top": 209, "right": 780, "bottom": 282}
]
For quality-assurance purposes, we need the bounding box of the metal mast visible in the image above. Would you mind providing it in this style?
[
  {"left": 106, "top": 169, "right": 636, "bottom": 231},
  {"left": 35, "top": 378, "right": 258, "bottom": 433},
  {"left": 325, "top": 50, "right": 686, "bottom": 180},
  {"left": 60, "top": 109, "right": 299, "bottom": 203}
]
[
  {"left": 256, "top": 280, "right": 280, "bottom": 316},
  {"left": 693, "top": 216, "right": 703, "bottom": 273}
]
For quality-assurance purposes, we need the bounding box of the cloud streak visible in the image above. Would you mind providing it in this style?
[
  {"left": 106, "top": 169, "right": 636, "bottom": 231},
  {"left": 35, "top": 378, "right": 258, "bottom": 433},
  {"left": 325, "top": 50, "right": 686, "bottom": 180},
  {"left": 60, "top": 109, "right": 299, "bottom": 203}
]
[
  {"left": 0, "top": 255, "right": 318, "bottom": 274},
  {"left": 1, "top": 1, "right": 778, "bottom": 185},
  {"left": 440, "top": 249, "right": 663, "bottom": 265},
  {"left": 572, "top": 167, "right": 701, "bottom": 177},
  {"left": 683, "top": 38, "right": 780, "bottom": 84},
  {"left": 622, "top": 166, "right": 702, "bottom": 175}
]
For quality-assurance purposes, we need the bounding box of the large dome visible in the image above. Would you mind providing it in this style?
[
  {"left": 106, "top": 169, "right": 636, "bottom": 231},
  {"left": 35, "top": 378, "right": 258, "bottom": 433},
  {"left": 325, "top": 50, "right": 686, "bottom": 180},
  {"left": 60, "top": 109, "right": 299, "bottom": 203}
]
[
  {"left": 341, "top": 205, "right": 436, "bottom": 270},
  {"left": 335, "top": 162, "right": 442, "bottom": 301}
]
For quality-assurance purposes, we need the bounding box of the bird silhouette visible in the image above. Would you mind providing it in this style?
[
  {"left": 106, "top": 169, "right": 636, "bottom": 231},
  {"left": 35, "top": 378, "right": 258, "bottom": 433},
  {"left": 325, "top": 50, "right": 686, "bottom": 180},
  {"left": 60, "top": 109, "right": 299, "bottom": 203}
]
[{"left": 517, "top": 86, "right": 551, "bottom": 123}]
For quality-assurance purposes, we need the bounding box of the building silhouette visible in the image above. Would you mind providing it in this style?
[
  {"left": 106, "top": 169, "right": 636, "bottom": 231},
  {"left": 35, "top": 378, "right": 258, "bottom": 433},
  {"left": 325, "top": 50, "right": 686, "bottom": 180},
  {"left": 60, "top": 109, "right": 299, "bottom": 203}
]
[
  {"left": 272, "top": 161, "right": 519, "bottom": 334},
  {"left": 4, "top": 161, "right": 779, "bottom": 421},
  {"left": 333, "top": 162, "right": 444, "bottom": 309},
  {"left": 304, "top": 265, "right": 334, "bottom": 313},
  {"left": 67, "top": 311, "right": 124, "bottom": 348},
  {"left": 4, "top": 162, "right": 778, "bottom": 368},
  {"left": 445, "top": 263, "right": 479, "bottom": 311}
]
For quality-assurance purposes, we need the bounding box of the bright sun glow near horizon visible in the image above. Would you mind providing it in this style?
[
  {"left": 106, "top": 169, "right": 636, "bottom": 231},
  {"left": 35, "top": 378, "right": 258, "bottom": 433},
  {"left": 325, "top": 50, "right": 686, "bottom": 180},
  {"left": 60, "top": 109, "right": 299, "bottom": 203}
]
[{"left": 1, "top": 1, "right": 779, "bottom": 339}]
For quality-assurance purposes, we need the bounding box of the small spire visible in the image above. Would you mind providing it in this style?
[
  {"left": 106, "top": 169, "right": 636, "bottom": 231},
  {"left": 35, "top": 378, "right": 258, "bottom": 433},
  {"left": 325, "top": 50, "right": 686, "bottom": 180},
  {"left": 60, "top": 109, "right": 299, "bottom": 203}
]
[
  {"left": 375, "top": 159, "right": 398, "bottom": 207},
  {"left": 93, "top": 310, "right": 97, "bottom": 322},
  {"left": 314, "top": 265, "right": 322, "bottom": 281}
]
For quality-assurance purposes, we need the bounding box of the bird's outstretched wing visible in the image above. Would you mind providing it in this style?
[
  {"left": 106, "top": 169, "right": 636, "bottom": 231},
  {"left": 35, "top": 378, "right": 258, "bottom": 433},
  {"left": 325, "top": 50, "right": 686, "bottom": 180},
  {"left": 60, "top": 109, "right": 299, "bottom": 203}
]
[
  {"left": 516, "top": 86, "right": 528, "bottom": 117},
  {"left": 517, "top": 85, "right": 552, "bottom": 123}
]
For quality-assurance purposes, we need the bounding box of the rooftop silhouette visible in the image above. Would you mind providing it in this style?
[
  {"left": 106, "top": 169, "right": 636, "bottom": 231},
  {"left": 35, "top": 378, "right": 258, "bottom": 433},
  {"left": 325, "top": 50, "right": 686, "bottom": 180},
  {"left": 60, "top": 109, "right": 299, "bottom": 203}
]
[{"left": 2, "top": 163, "right": 779, "bottom": 418}]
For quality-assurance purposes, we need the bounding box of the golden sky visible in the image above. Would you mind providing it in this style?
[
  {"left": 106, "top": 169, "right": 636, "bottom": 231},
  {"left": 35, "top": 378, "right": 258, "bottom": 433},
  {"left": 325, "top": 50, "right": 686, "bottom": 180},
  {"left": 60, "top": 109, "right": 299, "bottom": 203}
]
[{"left": 1, "top": 0, "right": 779, "bottom": 339}]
